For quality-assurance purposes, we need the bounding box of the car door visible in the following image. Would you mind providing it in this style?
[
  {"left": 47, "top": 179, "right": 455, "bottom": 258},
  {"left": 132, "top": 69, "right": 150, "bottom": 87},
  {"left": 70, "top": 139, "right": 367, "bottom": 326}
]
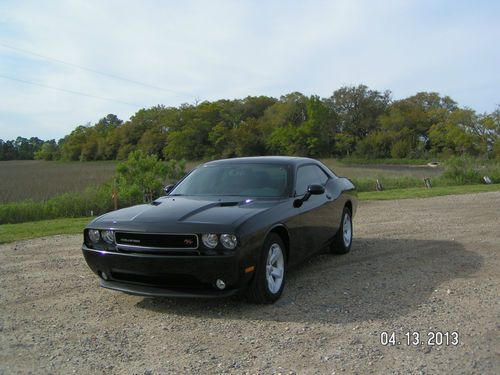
[{"left": 291, "top": 164, "right": 333, "bottom": 264}]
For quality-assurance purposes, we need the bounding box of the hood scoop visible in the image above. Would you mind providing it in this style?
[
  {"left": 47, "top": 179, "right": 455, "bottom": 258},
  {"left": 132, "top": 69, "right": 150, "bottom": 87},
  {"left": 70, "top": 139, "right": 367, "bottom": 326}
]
[{"left": 219, "top": 201, "right": 238, "bottom": 207}]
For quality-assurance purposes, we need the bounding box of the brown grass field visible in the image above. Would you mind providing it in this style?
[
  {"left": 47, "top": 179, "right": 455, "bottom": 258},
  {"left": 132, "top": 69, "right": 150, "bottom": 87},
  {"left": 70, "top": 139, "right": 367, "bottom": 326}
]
[
  {"left": 0, "top": 159, "right": 442, "bottom": 204},
  {"left": 0, "top": 160, "right": 116, "bottom": 203}
]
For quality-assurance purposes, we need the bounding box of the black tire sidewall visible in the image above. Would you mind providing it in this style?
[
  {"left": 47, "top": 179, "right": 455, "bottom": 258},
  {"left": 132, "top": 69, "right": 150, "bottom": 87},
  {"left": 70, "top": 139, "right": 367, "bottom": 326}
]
[
  {"left": 331, "top": 206, "right": 352, "bottom": 254},
  {"left": 342, "top": 208, "right": 353, "bottom": 251},
  {"left": 256, "top": 234, "right": 287, "bottom": 302}
]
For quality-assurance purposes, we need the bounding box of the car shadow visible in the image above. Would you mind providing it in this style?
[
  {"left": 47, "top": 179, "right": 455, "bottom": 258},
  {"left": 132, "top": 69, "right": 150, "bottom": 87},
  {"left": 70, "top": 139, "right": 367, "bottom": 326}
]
[{"left": 135, "top": 238, "right": 483, "bottom": 324}]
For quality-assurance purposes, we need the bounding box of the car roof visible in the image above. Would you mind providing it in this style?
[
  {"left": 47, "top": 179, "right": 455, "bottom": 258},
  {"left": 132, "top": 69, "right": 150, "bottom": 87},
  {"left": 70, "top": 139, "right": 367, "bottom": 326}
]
[{"left": 202, "top": 156, "right": 318, "bottom": 167}]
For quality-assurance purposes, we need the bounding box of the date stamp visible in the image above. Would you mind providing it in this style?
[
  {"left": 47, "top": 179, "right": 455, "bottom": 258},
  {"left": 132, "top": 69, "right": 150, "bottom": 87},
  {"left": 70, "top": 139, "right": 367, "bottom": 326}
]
[{"left": 380, "top": 331, "right": 459, "bottom": 347}]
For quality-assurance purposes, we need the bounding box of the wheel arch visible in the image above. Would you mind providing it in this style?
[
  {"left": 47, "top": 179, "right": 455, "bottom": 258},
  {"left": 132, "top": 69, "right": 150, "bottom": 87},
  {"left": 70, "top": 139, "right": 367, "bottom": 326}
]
[
  {"left": 266, "top": 224, "right": 290, "bottom": 263},
  {"left": 344, "top": 199, "right": 353, "bottom": 214}
]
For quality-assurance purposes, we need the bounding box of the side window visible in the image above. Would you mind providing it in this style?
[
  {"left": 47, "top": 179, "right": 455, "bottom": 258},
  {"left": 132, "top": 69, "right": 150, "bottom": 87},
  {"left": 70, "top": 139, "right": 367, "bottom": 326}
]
[{"left": 295, "top": 165, "right": 329, "bottom": 196}]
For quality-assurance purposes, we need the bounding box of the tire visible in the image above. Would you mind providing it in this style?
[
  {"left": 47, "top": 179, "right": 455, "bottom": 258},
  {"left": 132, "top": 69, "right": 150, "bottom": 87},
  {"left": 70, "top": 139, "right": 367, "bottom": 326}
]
[
  {"left": 246, "top": 233, "right": 286, "bottom": 304},
  {"left": 330, "top": 206, "right": 353, "bottom": 254}
]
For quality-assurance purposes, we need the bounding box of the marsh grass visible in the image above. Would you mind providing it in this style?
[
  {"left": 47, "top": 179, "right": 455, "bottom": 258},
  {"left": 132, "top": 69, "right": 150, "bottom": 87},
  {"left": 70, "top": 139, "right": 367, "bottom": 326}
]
[
  {"left": 0, "top": 184, "right": 114, "bottom": 224},
  {"left": 0, "top": 160, "right": 116, "bottom": 203}
]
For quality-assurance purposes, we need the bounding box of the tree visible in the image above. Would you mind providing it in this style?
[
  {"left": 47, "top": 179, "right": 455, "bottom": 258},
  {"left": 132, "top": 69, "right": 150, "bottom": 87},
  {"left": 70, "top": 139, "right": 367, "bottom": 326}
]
[
  {"left": 231, "top": 118, "right": 267, "bottom": 156},
  {"left": 116, "top": 150, "right": 185, "bottom": 205},
  {"left": 326, "top": 85, "right": 391, "bottom": 154},
  {"left": 34, "top": 140, "right": 58, "bottom": 160},
  {"left": 376, "top": 92, "right": 458, "bottom": 158},
  {"left": 428, "top": 109, "right": 484, "bottom": 155}
]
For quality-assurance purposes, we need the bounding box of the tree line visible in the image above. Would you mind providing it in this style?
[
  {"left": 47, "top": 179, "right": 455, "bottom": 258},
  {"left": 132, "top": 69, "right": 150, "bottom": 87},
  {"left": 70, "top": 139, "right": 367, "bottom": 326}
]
[{"left": 1, "top": 85, "right": 499, "bottom": 161}]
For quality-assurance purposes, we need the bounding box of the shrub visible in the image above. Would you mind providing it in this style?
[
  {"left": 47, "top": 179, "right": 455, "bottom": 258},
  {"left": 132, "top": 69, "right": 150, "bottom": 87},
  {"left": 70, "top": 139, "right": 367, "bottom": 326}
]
[
  {"left": 0, "top": 184, "right": 114, "bottom": 224},
  {"left": 116, "top": 151, "right": 185, "bottom": 206},
  {"left": 441, "top": 157, "right": 482, "bottom": 184},
  {"left": 390, "top": 139, "right": 412, "bottom": 159}
]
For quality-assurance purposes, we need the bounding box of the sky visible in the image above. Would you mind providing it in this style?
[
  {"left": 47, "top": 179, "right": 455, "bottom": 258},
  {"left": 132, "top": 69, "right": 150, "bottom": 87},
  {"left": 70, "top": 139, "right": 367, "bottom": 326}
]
[{"left": 0, "top": 0, "right": 499, "bottom": 141}]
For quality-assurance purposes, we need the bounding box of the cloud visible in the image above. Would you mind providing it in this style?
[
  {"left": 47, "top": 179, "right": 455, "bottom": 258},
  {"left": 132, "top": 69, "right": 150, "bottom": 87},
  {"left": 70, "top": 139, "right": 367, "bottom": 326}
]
[{"left": 0, "top": 0, "right": 499, "bottom": 140}]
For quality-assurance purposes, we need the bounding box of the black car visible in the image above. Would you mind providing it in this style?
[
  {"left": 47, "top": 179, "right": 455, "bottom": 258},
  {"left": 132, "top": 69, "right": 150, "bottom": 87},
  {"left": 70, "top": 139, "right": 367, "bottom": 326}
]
[{"left": 82, "top": 156, "right": 357, "bottom": 303}]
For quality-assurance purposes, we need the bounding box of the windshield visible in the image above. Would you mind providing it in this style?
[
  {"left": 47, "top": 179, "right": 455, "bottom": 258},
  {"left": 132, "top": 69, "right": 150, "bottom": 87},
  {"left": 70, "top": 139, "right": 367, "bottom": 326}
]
[{"left": 171, "top": 163, "right": 290, "bottom": 197}]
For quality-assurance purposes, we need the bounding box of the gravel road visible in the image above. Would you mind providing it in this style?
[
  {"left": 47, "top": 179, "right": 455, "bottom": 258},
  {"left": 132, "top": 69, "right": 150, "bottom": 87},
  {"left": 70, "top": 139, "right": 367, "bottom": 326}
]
[{"left": 1, "top": 192, "right": 499, "bottom": 374}]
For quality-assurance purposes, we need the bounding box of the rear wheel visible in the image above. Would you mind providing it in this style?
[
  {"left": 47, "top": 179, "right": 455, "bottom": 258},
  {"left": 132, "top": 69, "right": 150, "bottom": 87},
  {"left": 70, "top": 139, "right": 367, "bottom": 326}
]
[
  {"left": 246, "top": 233, "right": 286, "bottom": 304},
  {"left": 330, "top": 206, "right": 352, "bottom": 254}
]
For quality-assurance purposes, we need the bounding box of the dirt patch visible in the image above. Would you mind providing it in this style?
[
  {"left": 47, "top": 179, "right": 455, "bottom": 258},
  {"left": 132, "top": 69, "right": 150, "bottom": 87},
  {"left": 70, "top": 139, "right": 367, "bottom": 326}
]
[{"left": 1, "top": 192, "right": 499, "bottom": 374}]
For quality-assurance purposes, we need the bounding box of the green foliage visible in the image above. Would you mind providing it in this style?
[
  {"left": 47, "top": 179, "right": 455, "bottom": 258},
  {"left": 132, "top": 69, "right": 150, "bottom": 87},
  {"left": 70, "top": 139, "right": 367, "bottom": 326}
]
[
  {"left": 2, "top": 89, "right": 499, "bottom": 163},
  {"left": 390, "top": 139, "right": 413, "bottom": 158},
  {"left": 0, "top": 184, "right": 113, "bottom": 224},
  {"left": 354, "top": 131, "right": 391, "bottom": 159},
  {"left": 327, "top": 85, "right": 390, "bottom": 142},
  {"left": 441, "top": 157, "right": 482, "bottom": 184},
  {"left": 441, "top": 157, "right": 500, "bottom": 184},
  {"left": 0, "top": 137, "right": 45, "bottom": 160},
  {"left": 116, "top": 150, "right": 185, "bottom": 205}
]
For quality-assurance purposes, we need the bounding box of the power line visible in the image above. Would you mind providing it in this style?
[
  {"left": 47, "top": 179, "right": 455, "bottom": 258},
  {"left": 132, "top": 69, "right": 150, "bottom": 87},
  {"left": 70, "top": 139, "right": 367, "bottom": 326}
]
[
  {"left": 0, "top": 41, "right": 198, "bottom": 99},
  {"left": 0, "top": 74, "right": 141, "bottom": 107}
]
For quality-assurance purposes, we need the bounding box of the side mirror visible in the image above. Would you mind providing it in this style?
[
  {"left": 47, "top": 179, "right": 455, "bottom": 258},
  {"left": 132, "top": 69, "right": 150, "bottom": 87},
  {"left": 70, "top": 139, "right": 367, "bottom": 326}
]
[
  {"left": 307, "top": 184, "right": 325, "bottom": 195},
  {"left": 164, "top": 184, "right": 175, "bottom": 194},
  {"left": 293, "top": 184, "right": 325, "bottom": 207}
]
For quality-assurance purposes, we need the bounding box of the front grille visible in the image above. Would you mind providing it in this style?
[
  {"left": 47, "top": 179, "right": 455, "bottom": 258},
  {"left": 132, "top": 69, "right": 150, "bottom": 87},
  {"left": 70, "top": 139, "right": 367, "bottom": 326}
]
[{"left": 115, "top": 232, "right": 199, "bottom": 252}]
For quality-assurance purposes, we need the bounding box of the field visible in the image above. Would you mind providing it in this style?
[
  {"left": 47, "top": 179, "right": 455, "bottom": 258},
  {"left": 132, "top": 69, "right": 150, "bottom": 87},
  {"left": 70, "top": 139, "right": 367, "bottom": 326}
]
[
  {"left": 0, "top": 159, "right": 442, "bottom": 204},
  {"left": 0, "top": 160, "right": 116, "bottom": 203},
  {"left": 1, "top": 192, "right": 498, "bottom": 374},
  {"left": 320, "top": 158, "right": 443, "bottom": 179}
]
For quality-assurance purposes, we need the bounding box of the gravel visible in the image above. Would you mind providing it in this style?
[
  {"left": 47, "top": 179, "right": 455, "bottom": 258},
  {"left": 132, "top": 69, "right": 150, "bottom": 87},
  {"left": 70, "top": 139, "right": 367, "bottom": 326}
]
[{"left": 1, "top": 192, "right": 499, "bottom": 374}]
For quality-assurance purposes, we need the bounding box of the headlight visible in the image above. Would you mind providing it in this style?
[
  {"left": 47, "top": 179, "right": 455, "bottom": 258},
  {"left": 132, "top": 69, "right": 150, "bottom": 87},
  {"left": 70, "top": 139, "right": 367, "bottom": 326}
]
[
  {"left": 202, "top": 233, "right": 218, "bottom": 248},
  {"left": 102, "top": 230, "right": 115, "bottom": 244},
  {"left": 220, "top": 234, "right": 237, "bottom": 249},
  {"left": 88, "top": 229, "right": 100, "bottom": 243}
]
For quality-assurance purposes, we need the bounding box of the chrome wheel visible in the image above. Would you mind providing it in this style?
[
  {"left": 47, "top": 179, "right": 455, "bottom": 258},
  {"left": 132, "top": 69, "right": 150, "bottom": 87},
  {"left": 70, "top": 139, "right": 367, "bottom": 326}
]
[
  {"left": 266, "top": 243, "right": 284, "bottom": 294},
  {"left": 343, "top": 212, "right": 352, "bottom": 248}
]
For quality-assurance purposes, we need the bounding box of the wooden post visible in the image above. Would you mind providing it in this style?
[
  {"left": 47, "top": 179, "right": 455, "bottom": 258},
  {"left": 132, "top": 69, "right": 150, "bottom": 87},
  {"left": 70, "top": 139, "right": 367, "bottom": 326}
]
[{"left": 424, "top": 178, "right": 432, "bottom": 188}]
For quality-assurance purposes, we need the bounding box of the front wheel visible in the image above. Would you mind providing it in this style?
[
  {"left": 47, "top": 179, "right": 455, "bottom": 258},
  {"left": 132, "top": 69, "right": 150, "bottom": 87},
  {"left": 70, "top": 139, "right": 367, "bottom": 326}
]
[
  {"left": 330, "top": 206, "right": 352, "bottom": 254},
  {"left": 246, "top": 234, "right": 286, "bottom": 304}
]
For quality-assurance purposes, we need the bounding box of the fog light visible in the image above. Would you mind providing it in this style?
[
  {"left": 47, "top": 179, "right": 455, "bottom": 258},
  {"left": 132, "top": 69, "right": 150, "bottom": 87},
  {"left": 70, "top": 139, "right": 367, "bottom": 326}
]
[
  {"left": 100, "top": 271, "right": 109, "bottom": 280},
  {"left": 215, "top": 279, "right": 226, "bottom": 290}
]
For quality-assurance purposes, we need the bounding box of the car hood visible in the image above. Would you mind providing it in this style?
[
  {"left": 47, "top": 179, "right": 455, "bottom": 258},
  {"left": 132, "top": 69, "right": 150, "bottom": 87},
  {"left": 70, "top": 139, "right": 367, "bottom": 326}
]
[{"left": 89, "top": 196, "right": 284, "bottom": 233}]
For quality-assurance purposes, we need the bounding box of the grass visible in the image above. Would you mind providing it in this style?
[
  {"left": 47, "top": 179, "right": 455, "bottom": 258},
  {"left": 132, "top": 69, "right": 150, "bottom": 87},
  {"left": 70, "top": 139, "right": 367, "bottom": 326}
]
[
  {"left": 358, "top": 183, "right": 500, "bottom": 200},
  {"left": 338, "top": 157, "right": 433, "bottom": 166},
  {"left": 0, "top": 160, "right": 116, "bottom": 203},
  {"left": 319, "top": 158, "right": 443, "bottom": 179},
  {"left": 0, "top": 217, "right": 92, "bottom": 244}
]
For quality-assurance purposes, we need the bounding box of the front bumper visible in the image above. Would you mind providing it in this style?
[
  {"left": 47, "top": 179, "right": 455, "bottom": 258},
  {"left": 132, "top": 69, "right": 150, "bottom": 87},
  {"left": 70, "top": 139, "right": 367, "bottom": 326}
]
[
  {"left": 82, "top": 245, "right": 255, "bottom": 298},
  {"left": 99, "top": 279, "right": 239, "bottom": 298}
]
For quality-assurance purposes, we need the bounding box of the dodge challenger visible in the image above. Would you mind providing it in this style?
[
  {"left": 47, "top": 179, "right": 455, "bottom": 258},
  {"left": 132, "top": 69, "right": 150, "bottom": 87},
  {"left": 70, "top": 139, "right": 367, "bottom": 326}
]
[{"left": 82, "top": 156, "right": 357, "bottom": 303}]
